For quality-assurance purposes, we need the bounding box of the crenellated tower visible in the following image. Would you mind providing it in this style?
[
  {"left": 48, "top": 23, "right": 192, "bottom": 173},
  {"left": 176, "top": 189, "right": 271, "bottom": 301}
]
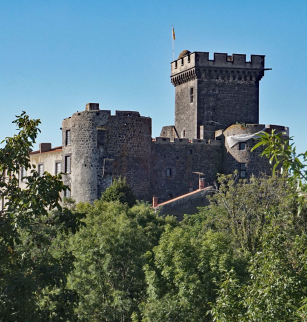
[{"left": 170, "top": 50, "right": 267, "bottom": 140}]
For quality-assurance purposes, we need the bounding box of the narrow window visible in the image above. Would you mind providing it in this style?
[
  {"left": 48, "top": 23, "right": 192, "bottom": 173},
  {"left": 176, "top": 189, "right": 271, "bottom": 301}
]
[
  {"left": 188, "top": 150, "right": 192, "bottom": 155},
  {"left": 240, "top": 163, "right": 246, "bottom": 178},
  {"left": 239, "top": 142, "right": 246, "bottom": 150},
  {"left": 65, "top": 130, "right": 71, "bottom": 146},
  {"left": 175, "top": 61, "right": 177, "bottom": 69},
  {"left": 64, "top": 188, "right": 71, "bottom": 198},
  {"left": 166, "top": 168, "right": 172, "bottom": 177},
  {"left": 38, "top": 164, "right": 44, "bottom": 176},
  {"left": 190, "top": 87, "right": 194, "bottom": 103},
  {"left": 182, "top": 130, "right": 186, "bottom": 137},
  {"left": 181, "top": 58, "right": 184, "bottom": 66},
  {"left": 65, "top": 156, "right": 71, "bottom": 174},
  {"left": 188, "top": 54, "right": 190, "bottom": 63},
  {"left": 55, "top": 162, "right": 62, "bottom": 175},
  {"left": 21, "top": 167, "right": 27, "bottom": 182}
]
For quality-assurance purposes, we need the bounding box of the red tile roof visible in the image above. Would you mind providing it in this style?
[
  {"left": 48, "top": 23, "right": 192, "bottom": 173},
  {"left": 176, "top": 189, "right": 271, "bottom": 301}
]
[
  {"left": 30, "top": 146, "right": 62, "bottom": 155},
  {"left": 153, "top": 186, "right": 213, "bottom": 208}
]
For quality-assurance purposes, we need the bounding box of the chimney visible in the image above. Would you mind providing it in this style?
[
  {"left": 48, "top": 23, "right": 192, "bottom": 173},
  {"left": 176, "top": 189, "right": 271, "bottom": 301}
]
[
  {"left": 152, "top": 196, "right": 159, "bottom": 207},
  {"left": 199, "top": 178, "right": 205, "bottom": 190},
  {"left": 85, "top": 103, "right": 100, "bottom": 111},
  {"left": 39, "top": 143, "right": 52, "bottom": 153}
]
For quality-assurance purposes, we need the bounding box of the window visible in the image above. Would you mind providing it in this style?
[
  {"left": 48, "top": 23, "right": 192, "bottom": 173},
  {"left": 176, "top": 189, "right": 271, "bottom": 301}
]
[
  {"left": 181, "top": 58, "right": 184, "bottom": 66},
  {"left": 64, "top": 188, "right": 71, "bottom": 198},
  {"left": 65, "top": 156, "right": 71, "bottom": 174},
  {"left": 188, "top": 150, "right": 192, "bottom": 154},
  {"left": 21, "top": 167, "right": 27, "bottom": 181},
  {"left": 97, "top": 129, "right": 107, "bottom": 146},
  {"left": 182, "top": 130, "right": 186, "bottom": 137},
  {"left": 239, "top": 142, "right": 246, "bottom": 150},
  {"left": 175, "top": 61, "right": 177, "bottom": 69},
  {"left": 166, "top": 168, "right": 172, "bottom": 177},
  {"left": 65, "top": 130, "right": 71, "bottom": 146},
  {"left": 240, "top": 163, "right": 246, "bottom": 178},
  {"left": 38, "top": 164, "right": 44, "bottom": 176},
  {"left": 55, "top": 162, "right": 61, "bottom": 175},
  {"left": 188, "top": 54, "right": 190, "bottom": 63},
  {"left": 190, "top": 88, "right": 194, "bottom": 103}
]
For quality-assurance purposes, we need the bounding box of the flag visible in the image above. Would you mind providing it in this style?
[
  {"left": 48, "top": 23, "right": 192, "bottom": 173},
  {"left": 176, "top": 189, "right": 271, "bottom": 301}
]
[{"left": 172, "top": 26, "right": 175, "bottom": 40}]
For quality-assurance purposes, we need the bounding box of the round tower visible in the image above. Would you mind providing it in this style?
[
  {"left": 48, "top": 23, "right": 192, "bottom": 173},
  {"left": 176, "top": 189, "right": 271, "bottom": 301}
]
[{"left": 61, "top": 103, "right": 152, "bottom": 203}]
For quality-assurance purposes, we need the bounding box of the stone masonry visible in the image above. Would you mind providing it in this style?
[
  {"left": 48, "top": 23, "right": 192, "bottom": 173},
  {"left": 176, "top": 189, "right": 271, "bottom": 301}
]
[{"left": 9, "top": 50, "right": 289, "bottom": 207}]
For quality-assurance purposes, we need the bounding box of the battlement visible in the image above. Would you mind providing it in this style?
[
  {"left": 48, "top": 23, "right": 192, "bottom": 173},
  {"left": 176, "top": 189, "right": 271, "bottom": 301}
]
[
  {"left": 115, "top": 111, "right": 141, "bottom": 117},
  {"left": 153, "top": 137, "right": 222, "bottom": 146},
  {"left": 171, "top": 51, "right": 265, "bottom": 76}
]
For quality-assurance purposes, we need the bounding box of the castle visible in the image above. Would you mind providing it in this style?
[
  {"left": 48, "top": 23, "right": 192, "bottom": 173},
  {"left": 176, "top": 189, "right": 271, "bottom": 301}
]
[{"left": 18, "top": 50, "right": 288, "bottom": 205}]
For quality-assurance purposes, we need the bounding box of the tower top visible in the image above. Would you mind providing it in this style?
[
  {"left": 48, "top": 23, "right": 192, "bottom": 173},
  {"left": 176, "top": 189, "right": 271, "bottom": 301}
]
[{"left": 171, "top": 51, "right": 265, "bottom": 77}]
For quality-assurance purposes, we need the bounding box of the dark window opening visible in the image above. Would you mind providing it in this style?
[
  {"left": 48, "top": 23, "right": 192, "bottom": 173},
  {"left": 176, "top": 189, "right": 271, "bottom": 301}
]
[
  {"left": 239, "top": 142, "right": 246, "bottom": 150},
  {"left": 190, "top": 88, "right": 194, "bottom": 103},
  {"left": 188, "top": 54, "right": 190, "bottom": 63},
  {"left": 65, "top": 130, "right": 71, "bottom": 146},
  {"left": 175, "top": 61, "right": 177, "bottom": 69},
  {"left": 183, "top": 130, "right": 186, "bottom": 137},
  {"left": 97, "top": 129, "right": 107, "bottom": 146},
  {"left": 65, "top": 156, "right": 71, "bottom": 174},
  {"left": 166, "top": 168, "right": 172, "bottom": 177},
  {"left": 181, "top": 58, "right": 184, "bottom": 66},
  {"left": 188, "top": 150, "right": 192, "bottom": 154},
  {"left": 240, "top": 163, "right": 246, "bottom": 178}
]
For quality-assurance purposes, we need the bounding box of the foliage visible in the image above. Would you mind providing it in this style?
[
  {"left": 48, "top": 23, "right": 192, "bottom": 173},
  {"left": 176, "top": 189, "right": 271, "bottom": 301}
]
[
  {"left": 0, "top": 112, "right": 85, "bottom": 321},
  {"left": 69, "top": 200, "right": 177, "bottom": 321},
  {"left": 210, "top": 132, "right": 307, "bottom": 321},
  {"left": 202, "top": 173, "right": 298, "bottom": 255},
  {"left": 138, "top": 221, "right": 247, "bottom": 321},
  {"left": 101, "top": 176, "right": 137, "bottom": 207}
]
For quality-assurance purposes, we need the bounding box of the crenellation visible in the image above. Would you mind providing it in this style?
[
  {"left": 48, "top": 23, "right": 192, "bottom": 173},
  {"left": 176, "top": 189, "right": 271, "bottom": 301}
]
[{"left": 18, "top": 49, "right": 287, "bottom": 208}]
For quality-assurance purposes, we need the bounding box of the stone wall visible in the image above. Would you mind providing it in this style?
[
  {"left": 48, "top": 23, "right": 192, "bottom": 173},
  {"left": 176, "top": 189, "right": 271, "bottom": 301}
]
[
  {"left": 222, "top": 124, "right": 289, "bottom": 178},
  {"left": 171, "top": 51, "right": 265, "bottom": 140},
  {"left": 150, "top": 137, "right": 223, "bottom": 203},
  {"left": 61, "top": 106, "right": 152, "bottom": 203}
]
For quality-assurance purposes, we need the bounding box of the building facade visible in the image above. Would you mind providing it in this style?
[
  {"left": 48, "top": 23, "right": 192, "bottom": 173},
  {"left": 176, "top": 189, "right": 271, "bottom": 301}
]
[{"left": 12, "top": 50, "right": 288, "bottom": 205}]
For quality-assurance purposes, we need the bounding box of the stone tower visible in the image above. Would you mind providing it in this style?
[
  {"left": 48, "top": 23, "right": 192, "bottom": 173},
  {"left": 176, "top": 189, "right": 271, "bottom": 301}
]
[
  {"left": 170, "top": 50, "right": 266, "bottom": 140},
  {"left": 61, "top": 103, "right": 152, "bottom": 203}
]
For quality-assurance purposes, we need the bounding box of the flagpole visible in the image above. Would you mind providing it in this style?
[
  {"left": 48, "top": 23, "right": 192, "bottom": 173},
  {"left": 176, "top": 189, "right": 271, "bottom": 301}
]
[{"left": 172, "top": 25, "right": 175, "bottom": 61}]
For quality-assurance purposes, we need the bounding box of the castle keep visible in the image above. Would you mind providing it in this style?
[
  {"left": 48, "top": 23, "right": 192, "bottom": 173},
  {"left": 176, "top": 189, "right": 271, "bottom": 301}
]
[{"left": 17, "top": 50, "right": 288, "bottom": 205}]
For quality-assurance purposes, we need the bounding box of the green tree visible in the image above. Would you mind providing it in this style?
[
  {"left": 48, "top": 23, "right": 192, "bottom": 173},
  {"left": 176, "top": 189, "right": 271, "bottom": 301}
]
[
  {"left": 101, "top": 177, "right": 137, "bottom": 207},
  {"left": 0, "top": 112, "right": 84, "bottom": 321},
  {"left": 211, "top": 132, "right": 307, "bottom": 321},
  {"left": 68, "top": 199, "right": 176, "bottom": 321},
  {"left": 202, "top": 173, "right": 297, "bottom": 255},
  {"left": 139, "top": 220, "right": 247, "bottom": 322}
]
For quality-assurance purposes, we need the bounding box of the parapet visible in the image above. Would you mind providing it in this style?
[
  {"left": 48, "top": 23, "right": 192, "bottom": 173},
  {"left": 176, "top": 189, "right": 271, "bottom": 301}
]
[
  {"left": 171, "top": 51, "right": 265, "bottom": 76},
  {"left": 115, "top": 111, "right": 141, "bottom": 117},
  {"left": 154, "top": 137, "right": 222, "bottom": 146},
  {"left": 85, "top": 103, "right": 100, "bottom": 111}
]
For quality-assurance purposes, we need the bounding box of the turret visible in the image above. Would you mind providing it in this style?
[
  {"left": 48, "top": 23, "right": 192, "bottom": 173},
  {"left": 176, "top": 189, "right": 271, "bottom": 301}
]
[{"left": 171, "top": 51, "right": 267, "bottom": 140}]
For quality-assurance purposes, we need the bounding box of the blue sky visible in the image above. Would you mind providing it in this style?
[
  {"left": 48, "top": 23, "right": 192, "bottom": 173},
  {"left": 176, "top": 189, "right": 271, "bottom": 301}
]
[{"left": 0, "top": 0, "right": 306, "bottom": 153}]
